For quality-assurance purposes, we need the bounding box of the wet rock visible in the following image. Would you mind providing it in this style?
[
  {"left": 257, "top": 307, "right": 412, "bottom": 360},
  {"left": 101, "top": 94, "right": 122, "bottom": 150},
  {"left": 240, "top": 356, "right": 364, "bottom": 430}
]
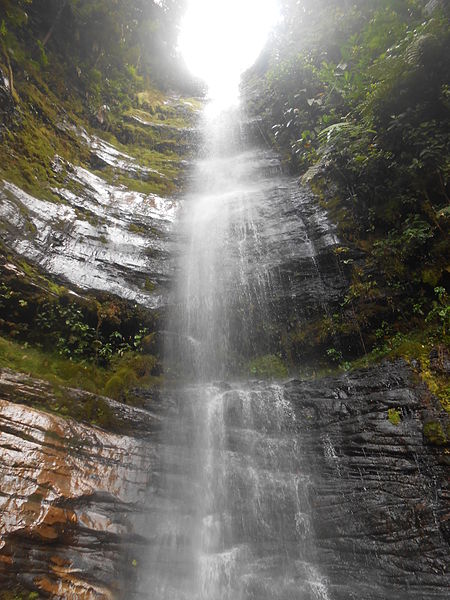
[
  {"left": 0, "top": 362, "right": 447, "bottom": 598},
  {"left": 169, "top": 145, "right": 349, "bottom": 368},
  {"left": 0, "top": 368, "right": 163, "bottom": 598},
  {"left": 284, "top": 360, "right": 449, "bottom": 599},
  {"left": 0, "top": 174, "right": 176, "bottom": 308},
  {"left": 59, "top": 122, "right": 168, "bottom": 181}
]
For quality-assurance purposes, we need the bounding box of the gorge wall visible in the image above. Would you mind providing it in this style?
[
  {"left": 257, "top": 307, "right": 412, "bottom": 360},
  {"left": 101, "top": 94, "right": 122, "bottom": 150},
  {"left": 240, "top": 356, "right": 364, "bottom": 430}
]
[
  {"left": 0, "top": 362, "right": 448, "bottom": 598},
  {"left": 0, "top": 1, "right": 449, "bottom": 598}
]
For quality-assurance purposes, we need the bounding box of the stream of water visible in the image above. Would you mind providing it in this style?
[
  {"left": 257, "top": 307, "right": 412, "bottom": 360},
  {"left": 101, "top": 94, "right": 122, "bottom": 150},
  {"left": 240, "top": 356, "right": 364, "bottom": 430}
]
[{"left": 144, "top": 106, "right": 331, "bottom": 599}]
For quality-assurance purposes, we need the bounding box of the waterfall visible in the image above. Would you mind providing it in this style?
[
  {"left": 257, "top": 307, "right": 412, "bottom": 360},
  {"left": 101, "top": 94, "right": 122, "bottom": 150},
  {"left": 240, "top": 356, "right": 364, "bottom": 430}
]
[{"left": 142, "top": 104, "right": 331, "bottom": 599}]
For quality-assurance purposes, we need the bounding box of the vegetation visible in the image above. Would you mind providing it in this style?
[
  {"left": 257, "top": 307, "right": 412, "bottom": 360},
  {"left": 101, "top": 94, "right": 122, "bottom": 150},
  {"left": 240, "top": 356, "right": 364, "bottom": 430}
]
[
  {"left": 0, "top": 249, "right": 162, "bottom": 418},
  {"left": 0, "top": 588, "right": 40, "bottom": 600},
  {"left": 0, "top": 254, "right": 158, "bottom": 365},
  {"left": 388, "top": 407, "right": 401, "bottom": 425},
  {"left": 423, "top": 420, "right": 448, "bottom": 445},
  {"left": 0, "top": 335, "right": 160, "bottom": 423},
  {"left": 0, "top": 0, "right": 200, "bottom": 417},
  {"left": 247, "top": 353, "right": 289, "bottom": 379},
  {"left": 242, "top": 0, "right": 449, "bottom": 403},
  {"left": 0, "top": 0, "right": 202, "bottom": 199}
]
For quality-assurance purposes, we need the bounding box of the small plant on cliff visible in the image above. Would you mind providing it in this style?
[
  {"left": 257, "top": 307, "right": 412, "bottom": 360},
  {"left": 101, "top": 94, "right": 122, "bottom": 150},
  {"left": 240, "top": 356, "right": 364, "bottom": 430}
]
[
  {"left": 387, "top": 408, "right": 401, "bottom": 426},
  {"left": 425, "top": 287, "right": 450, "bottom": 335},
  {"left": 423, "top": 421, "right": 447, "bottom": 446}
]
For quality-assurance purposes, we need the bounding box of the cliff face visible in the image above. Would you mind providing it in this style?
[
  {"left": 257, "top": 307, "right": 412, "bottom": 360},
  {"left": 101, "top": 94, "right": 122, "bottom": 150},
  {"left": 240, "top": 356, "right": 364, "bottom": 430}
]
[
  {"left": 0, "top": 2, "right": 449, "bottom": 599},
  {"left": 0, "top": 369, "right": 158, "bottom": 599},
  {"left": 0, "top": 109, "right": 195, "bottom": 309},
  {"left": 1, "top": 362, "right": 447, "bottom": 599},
  {"left": 285, "top": 362, "right": 448, "bottom": 599},
  {"left": 0, "top": 101, "right": 448, "bottom": 600},
  {"left": 0, "top": 5, "right": 202, "bottom": 596}
]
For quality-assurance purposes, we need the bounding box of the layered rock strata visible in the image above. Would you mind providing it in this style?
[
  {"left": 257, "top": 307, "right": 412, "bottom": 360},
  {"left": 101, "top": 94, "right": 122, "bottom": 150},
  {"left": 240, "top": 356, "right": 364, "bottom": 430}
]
[{"left": 0, "top": 361, "right": 447, "bottom": 598}]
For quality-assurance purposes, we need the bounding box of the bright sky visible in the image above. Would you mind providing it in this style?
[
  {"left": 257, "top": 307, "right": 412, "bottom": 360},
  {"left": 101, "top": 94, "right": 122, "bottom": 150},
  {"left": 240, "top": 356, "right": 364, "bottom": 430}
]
[{"left": 179, "top": 0, "right": 279, "bottom": 106}]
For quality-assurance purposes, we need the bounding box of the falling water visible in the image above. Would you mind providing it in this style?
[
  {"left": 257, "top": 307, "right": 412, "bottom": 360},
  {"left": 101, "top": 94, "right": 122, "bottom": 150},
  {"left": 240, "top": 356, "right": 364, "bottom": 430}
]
[{"left": 143, "top": 105, "right": 331, "bottom": 599}]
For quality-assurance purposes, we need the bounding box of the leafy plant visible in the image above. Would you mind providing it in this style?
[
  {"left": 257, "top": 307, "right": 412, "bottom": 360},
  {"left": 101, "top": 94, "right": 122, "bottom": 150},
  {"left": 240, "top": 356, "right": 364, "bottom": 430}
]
[
  {"left": 426, "top": 287, "right": 450, "bottom": 335},
  {"left": 388, "top": 408, "right": 401, "bottom": 426}
]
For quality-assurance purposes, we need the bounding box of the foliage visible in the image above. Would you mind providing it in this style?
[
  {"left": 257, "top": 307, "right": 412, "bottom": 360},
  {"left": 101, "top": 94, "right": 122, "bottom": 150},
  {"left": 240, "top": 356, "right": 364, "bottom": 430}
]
[
  {"left": 388, "top": 407, "right": 401, "bottom": 425},
  {"left": 423, "top": 420, "right": 448, "bottom": 445},
  {"left": 0, "top": 276, "right": 153, "bottom": 366},
  {"left": 0, "top": 588, "right": 41, "bottom": 600},
  {"left": 425, "top": 286, "right": 450, "bottom": 334},
  {"left": 0, "top": 0, "right": 199, "bottom": 95},
  {"left": 247, "top": 354, "right": 289, "bottom": 379},
  {"left": 242, "top": 0, "right": 450, "bottom": 368},
  {"left": 0, "top": 0, "right": 202, "bottom": 201},
  {"left": 0, "top": 335, "right": 160, "bottom": 417}
]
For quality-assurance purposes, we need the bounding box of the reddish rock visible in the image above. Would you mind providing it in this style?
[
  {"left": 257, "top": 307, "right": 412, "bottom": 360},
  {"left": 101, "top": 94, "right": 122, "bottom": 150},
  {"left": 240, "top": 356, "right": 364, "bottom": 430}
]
[{"left": 0, "top": 369, "right": 157, "bottom": 598}]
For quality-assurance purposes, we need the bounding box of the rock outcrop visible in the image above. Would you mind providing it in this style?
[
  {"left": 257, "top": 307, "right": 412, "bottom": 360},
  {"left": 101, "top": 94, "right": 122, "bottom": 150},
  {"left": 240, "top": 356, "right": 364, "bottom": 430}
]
[
  {"left": 285, "top": 360, "right": 449, "bottom": 599},
  {"left": 0, "top": 368, "right": 160, "bottom": 598},
  {"left": 1, "top": 361, "right": 447, "bottom": 598}
]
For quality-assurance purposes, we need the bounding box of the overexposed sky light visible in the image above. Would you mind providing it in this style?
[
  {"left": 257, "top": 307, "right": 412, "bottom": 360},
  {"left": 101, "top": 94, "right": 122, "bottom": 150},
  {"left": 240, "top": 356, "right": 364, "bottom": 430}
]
[{"left": 179, "top": 0, "right": 279, "bottom": 105}]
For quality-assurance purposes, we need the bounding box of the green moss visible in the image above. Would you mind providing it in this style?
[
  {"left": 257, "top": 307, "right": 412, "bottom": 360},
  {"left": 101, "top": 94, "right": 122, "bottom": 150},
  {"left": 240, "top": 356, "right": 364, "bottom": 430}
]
[
  {"left": 104, "top": 353, "right": 160, "bottom": 404},
  {"left": 17, "top": 259, "right": 67, "bottom": 296},
  {"left": 247, "top": 354, "right": 289, "bottom": 379},
  {"left": 348, "top": 326, "right": 450, "bottom": 413},
  {"left": 0, "top": 336, "right": 160, "bottom": 416},
  {"left": 0, "top": 51, "right": 196, "bottom": 202},
  {"left": 117, "top": 172, "right": 175, "bottom": 197},
  {"left": 387, "top": 408, "right": 401, "bottom": 426},
  {"left": 126, "top": 106, "right": 196, "bottom": 130},
  {"left": 0, "top": 335, "right": 107, "bottom": 392},
  {"left": 423, "top": 421, "right": 447, "bottom": 446},
  {"left": 144, "top": 278, "right": 156, "bottom": 292},
  {"left": 0, "top": 587, "right": 40, "bottom": 600},
  {"left": 0, "top": 338, "right": 123, "bottom": 429},
  {"left": 128, "top": 223, "right": 147, "bottom": 234}
]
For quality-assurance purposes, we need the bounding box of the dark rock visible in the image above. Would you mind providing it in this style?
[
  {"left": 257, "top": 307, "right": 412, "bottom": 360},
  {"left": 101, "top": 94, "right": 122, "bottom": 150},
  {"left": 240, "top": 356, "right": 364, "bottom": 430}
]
[
  {"left": 0, "top": 361, "right": 448, "bottom": 598},
  {"left": 283, "top": 361, "right": 449, "bottom": 599},
  {"left": 0, "top": 66, "right": 15, "bottom": 125},
  {"left": 429, "top": 345, "right": 450, "bottom": 375}
]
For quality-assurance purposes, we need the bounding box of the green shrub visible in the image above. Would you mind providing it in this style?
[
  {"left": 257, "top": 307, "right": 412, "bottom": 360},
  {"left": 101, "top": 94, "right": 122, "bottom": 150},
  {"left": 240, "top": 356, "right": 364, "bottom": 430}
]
[{"left": 247, "top": 354, "right": 288, "bottom": 379}]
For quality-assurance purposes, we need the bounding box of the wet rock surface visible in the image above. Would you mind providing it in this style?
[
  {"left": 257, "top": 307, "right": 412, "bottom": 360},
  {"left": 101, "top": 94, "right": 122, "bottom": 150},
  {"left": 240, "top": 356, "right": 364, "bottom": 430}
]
[
  {"left": 134, "top": 360, "right": 448, "bottom": 600},
  {"left": 0, "top": 361, "right": 447, "bottom": 598},
  {"left": 0, "top": 171, "right": 176, "bottom": 308},
  {"left": 0, "top": 368, "right": 164, "bottom": 599},
  {"left": 0, "top": 98, "right": 200, "bottom": 311},
  {"left": 285, "top": 360, "right": 449, "bottom": 599},
  {"left": 167, "top": 141, "right": 350, "bottom": 371}
]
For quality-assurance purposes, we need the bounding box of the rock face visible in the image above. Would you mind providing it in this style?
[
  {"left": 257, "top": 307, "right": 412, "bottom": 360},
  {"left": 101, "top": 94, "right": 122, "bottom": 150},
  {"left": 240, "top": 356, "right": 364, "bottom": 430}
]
[
  {"left": 285, "top": 361, "right": 449, "bottom": 599},
  {"left": 0, "top": 169, "right": 176, "bottom": 309},
  {"left": 0, "top": 98, "right": 199, "bottom": 310},
  {"left": 0, "top": 369, "right": 160, "bottom": 599},
  {"left": 1, "top": 362, "right": 447, "bottom": 598},
  {"left": 134, "top": 361, "right": 447, "bottom": 600},
  {"left": 166, "top": 133, "right": 350, "bottom": 374},
  {"left": 0, "top": 105, "right": 447, "bottom": 599}
]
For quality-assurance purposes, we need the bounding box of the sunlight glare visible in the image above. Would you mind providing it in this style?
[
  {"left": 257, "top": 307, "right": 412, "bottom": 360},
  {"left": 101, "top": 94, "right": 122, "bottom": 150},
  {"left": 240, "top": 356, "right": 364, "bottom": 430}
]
[{"left": 179, "top": 0, "right": 279, "bottom": 106}]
